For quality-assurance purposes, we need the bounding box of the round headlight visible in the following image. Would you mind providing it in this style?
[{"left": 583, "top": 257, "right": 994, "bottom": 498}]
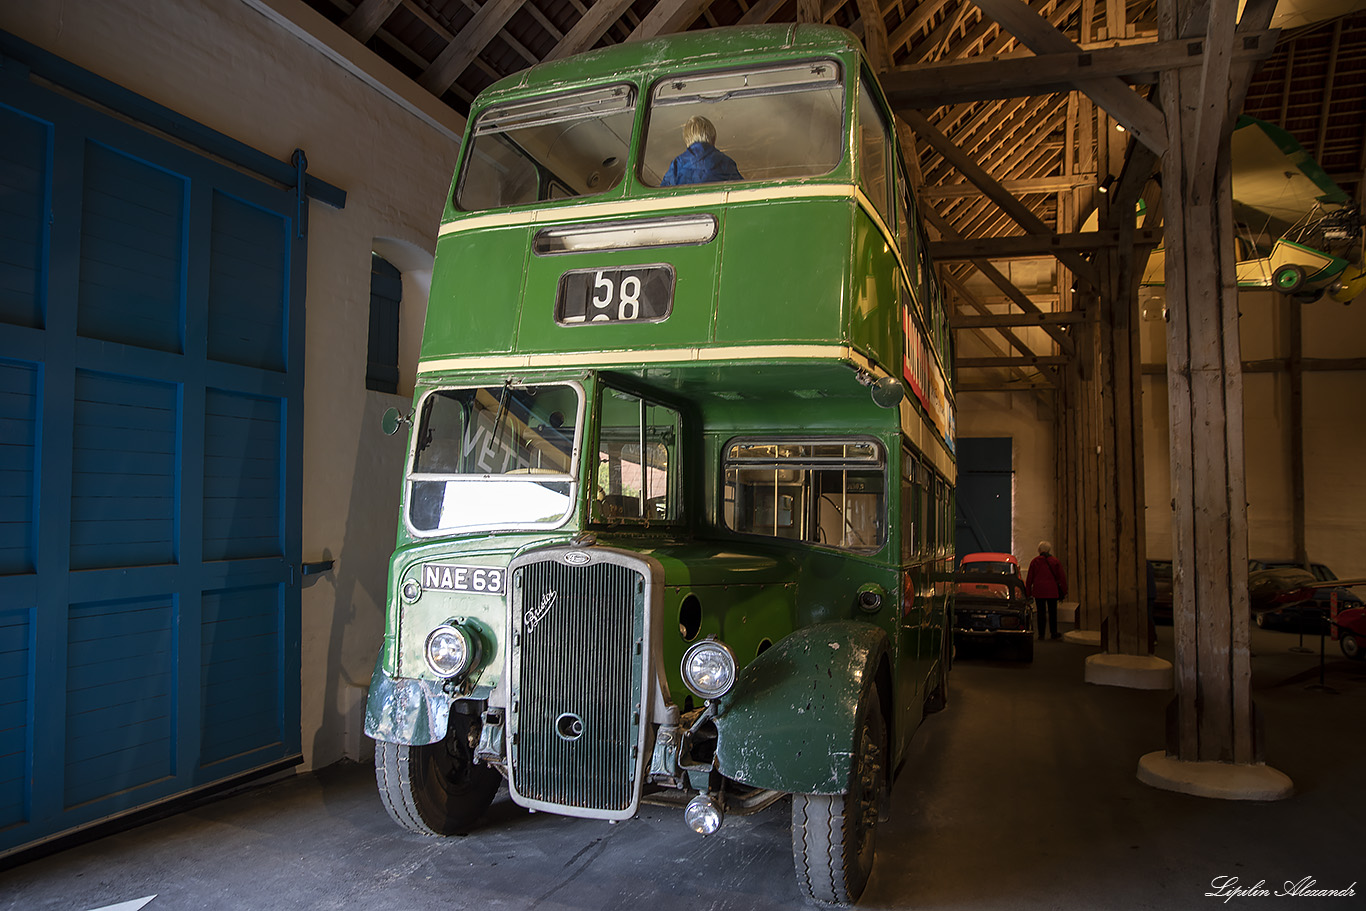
[
  {"left": 425, "top": 624, "right": 478, "bottom": 678},
  {"left": 681, "top": 639, "right": 737, "bottom": 700}
]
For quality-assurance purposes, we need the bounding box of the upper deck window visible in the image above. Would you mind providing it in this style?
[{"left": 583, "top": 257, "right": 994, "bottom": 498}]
[
  {"left": 641, "top": 61, "right": 844, "bottom": 188},
  {"left": 456, "top": 85, "right": 636, "bottom": 211}
]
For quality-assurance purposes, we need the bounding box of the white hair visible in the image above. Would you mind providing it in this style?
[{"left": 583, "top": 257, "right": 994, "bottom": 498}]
[{"left": 1038, "top": 541, "right": 1052, "bottom": 555}]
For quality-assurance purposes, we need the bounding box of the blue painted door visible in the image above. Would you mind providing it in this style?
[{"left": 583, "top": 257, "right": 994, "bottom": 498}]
[
  {"left": 955, "top": 437, "right": 1013, "bottom": 557},
  {"left": 0, "top": 69, "right": 304, "bottom": 855}
]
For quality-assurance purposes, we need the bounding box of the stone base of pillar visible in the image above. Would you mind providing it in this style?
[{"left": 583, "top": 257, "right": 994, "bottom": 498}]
[
  {"left": 1085, "top": 653, "right": 1172, "bottom": 689},
  {"left": 1137, "top": 751, "right": 1293, "bottom": 801},
  {"left": 1062, "top": 629, "right": 1101, "bottom": 646}
]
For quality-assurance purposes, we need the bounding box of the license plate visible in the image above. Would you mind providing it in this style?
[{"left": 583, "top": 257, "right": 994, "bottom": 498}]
[
  {"left": 420, "top": 563, "right": 505, "bottom": 594},
  {"left": 555, "top": 266, "right": 674, "bottom": 325}
]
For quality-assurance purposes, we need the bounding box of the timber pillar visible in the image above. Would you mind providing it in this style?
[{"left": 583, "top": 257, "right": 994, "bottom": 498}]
[{"left": 1139, "top": 0, "right": 1290, "bottom": 800}]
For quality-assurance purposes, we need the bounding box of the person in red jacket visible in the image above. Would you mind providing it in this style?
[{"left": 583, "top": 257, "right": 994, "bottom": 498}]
[{"left": 1026, "top": 540, "right": 1068, "bottom": 640}]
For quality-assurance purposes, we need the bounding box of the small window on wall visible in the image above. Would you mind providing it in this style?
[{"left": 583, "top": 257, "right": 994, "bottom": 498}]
[{"left": 366, "top": 254, "right": 401, "bottom": 394}]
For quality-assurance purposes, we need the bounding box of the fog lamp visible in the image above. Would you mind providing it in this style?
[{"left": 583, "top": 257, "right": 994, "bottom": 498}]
[
  {"left": 684, "top": 793, "right": 724, "bottom": 835},
  {"left": 425, "top": 623, "right": 478, "bottom": 679},
  {"left": 681, "top": 639, "right": 737, "bottom": 700}
]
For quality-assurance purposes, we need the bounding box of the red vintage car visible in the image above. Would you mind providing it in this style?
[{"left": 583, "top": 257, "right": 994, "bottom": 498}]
[{"left": 952, "top": 552, "right": 1034, "bottom": 662}]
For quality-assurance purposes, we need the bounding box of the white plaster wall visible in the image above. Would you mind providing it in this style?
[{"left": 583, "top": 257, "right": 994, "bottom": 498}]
[
  {"left": 1140, "top": 289, "right": 1366, "bottom": 580},
  {"left": 0, "top": 0, "right": 467, "bottom": 769}
]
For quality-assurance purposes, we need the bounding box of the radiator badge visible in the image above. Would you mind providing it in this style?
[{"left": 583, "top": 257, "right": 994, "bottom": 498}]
[
  {"left": 564, "top": 551, "right": 591, "bottom": 565},
  {"left": 526, "top": 590, "right": 556, "bottom": 632}
]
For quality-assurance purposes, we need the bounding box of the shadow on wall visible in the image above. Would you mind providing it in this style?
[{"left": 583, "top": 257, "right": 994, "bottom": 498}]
[{"left": 310, "top": 390, "right": 411, "bottom": 767}]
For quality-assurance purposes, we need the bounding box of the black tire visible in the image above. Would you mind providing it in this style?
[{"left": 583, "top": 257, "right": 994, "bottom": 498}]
[
  {"left": 1342, "top": 633, "right": 1362, "bottom": 661},
  {"left": 792, "top": 690, "right": 886, "bottom": 906},
  {"left": 375, "top": 712, "right": 501, "bottom": 836}
]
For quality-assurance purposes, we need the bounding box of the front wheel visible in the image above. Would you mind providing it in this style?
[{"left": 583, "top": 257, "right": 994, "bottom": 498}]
[
  {"left": 375, "top": 712, "right": 501, "bottom": 836},
  {"left": 792, "top": 690, "right": 886, "bottom": 905},
  {"left": 1341, "top": 632, "right": 1362, "bottom": 661}
]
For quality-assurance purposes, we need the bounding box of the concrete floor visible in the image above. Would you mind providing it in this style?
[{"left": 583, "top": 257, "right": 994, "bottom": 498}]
[{"left": 3, "top": 624, "right": 1363, "bottom": 911}]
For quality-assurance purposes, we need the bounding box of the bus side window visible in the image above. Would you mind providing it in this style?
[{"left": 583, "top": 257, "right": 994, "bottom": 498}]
[
  {"left": 856, "top": 79, "right": 894, "bottom": 224},
  {"left": 901, "top": 449, "right": 919, "bottom": 561}
]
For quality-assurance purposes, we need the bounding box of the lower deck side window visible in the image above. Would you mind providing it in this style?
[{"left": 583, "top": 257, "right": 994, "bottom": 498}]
[{"left": 722, "top": 440, "right": 885, "bottom": 552}]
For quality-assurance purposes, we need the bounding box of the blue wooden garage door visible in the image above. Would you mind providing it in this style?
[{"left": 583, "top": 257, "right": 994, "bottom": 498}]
[
  {"left": 955, "top": 437, "right": 1013, "bottom": 557},
  {"left": 0, "top": 68, "right": 304, "bottom": 855}
]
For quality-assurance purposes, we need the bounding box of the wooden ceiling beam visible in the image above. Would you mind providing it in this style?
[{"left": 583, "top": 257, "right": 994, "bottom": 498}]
[
  {"left": 953, "top": 311, "right": 1086, "bottom": 327},
  {"left": 343, "top": 0, "right": 403, "bottom": 42},
  {"left": 932, "top": 227, "right": 1159, "bottom": 258},
  {"left": 630, "top": 0, "right": 719, "bottom": 41},
  {"left": 418, "top": 0, "right": 525, "bottom": 95},
  {"left": 882, "top": 29, "right": 1277, "bottom": 108},
  {"left": 921, "top": 174, "right": 1096, "bottom": 200},
  {"left": 924, "top": 206, "right": 1076, "bottom": 355},
  {"left": 545, "top": 0, "right": 639, "bottom": 61},
  {"left": 969, "top": 0, "right": 1167, "bottom": 152}
]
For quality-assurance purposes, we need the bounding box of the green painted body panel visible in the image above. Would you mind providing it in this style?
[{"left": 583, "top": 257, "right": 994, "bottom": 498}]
[
  {"left": 714, "top": 198, "right": 851, "bottom": 345},
  {"left": 713, "top": 622, "right": 888, "bottom": 794},
  {"left": 422, "top": 229, "right": 528, "bottom": 359}
]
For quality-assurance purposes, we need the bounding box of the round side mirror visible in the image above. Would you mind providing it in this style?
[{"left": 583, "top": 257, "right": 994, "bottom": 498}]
[
  {"left": 870, "top": 376, "right": 905, "bottom": 409},
  {"left": 381, "top": 407, "right": 405, "bottom": 436}
]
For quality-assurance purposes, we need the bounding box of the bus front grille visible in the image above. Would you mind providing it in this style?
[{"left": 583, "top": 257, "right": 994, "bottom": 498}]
[{"left": 510, "top": 557, "right": 645, "bottom": 815}]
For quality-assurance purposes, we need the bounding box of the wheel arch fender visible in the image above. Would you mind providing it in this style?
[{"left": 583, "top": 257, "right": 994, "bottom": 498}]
[
  {"left": 712, "top": 621, "right": 891, "bottom": 795},
  {"left": 363, "top": 652, "right": 452, "bottom": 746}
]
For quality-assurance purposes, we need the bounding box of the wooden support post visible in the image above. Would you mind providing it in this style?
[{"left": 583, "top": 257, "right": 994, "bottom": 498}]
[{"left": 1149, "top": 0, "right": 1288, "bottom": 794}]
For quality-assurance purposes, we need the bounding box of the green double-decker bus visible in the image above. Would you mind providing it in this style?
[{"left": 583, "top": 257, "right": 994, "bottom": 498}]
[{"left": 364, "top": 24, "right": 956, "bottom": 905}]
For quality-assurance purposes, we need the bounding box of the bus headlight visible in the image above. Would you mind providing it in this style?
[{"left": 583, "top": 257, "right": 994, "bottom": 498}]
[
  {"left": 681, "top": 639, "right": 737, "bottom": 700},
  {"left": 425, "top": 623, "right": 480, "bottom": 679}
]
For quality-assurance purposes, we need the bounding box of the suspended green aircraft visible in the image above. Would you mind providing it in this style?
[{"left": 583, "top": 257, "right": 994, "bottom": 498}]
[{"left": 1142, "top": 115, "right": 1364, "bottom": 304}]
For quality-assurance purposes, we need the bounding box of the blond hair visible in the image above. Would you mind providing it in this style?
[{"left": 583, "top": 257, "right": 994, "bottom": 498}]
[{"left": 683, "top": 116, "right": 717, "bottom": 147}]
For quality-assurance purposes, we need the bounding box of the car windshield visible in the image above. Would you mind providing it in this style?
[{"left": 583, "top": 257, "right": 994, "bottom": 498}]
[
  {"left": 407, "top": 384, "right": 581, "bottom": 534},
  {"left": 456, "top": 85, "right": 636, "bottom": 211},
  {"left": 641, "top": 60, "right": 845, "bottom": 187}
]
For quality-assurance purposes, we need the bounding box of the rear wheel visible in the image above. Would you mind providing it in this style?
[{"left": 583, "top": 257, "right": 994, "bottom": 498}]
[
  {"left": 375, "top": 712, "right": 501, "bottom": 836},
  {"left": 792, "top": 690, "right": 886, "bottom": 905},
  {"left": 1342, "top": 632, "right": 1362, "bottom": 661}
]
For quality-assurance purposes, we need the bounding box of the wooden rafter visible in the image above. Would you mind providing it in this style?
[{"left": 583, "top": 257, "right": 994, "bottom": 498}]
[
  {"left": 418, "top": 0, "right": 525, "bottom": 95},
  {"left": 968, "top": 0, "right": 1167, "bottom": 152},
  {"left": 545, "top": 0, "right": 641, "bottom": 61},
  {"left": 343, "top": 0, "right": 402, "bottom": 41}
]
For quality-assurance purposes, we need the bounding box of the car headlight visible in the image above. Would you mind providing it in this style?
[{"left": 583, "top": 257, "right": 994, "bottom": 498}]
[
  {"left": 425, "top": 623, "right": 479, "bottom": 679},
  {"left": 681, "top": 639, "right": 737, "bottom": 700}
]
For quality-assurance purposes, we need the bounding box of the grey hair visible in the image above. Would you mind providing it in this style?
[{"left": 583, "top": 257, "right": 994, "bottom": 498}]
[{"left": 1038, "top": 541, "right": 1052, "bottom": 554}]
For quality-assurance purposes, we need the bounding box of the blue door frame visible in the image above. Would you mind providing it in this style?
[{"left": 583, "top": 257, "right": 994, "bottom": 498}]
[{"left": 1, "top": 52, "right": 310, "bottom": 856}]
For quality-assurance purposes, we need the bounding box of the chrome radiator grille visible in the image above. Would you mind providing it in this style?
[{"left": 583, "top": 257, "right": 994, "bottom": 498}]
[{"left": 509, "top": 556, "right": 645, "bottom": 815}]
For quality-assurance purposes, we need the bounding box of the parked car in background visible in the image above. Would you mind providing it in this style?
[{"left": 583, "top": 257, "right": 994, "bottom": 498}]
[
  {"left": 1334, "top": 605, "right": 1364, "bottom": 660},
  {"left": 1248, "top": 560, "right": 1364, "bottom": 634},
  {"left": 1147, "top": 560, "right": 1173, "bottom": 624},
  {"left": 953, "top": 553, "right": 1033, "bottom": 661}
]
